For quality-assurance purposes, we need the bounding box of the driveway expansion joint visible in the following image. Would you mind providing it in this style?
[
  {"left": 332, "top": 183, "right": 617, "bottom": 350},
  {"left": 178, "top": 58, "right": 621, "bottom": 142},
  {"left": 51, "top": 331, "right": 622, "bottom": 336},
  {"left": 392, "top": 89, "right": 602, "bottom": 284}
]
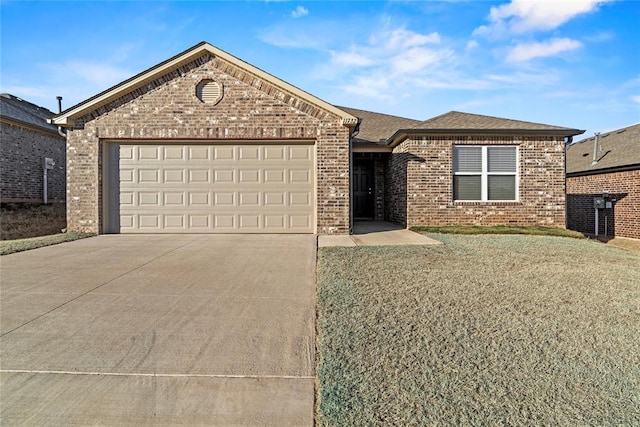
[{"left": 0, "top": 369, "right": 314, "bottom": 380}]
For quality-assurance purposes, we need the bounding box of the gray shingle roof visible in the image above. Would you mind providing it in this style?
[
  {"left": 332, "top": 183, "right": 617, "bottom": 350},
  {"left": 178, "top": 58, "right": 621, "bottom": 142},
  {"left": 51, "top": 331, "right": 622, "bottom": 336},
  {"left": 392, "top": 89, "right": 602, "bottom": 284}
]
[
  {"left": 339, "top": 108, "right": 584, "bottom": 150},
  {"left": 566, "top": 123, "right": 640, "bottom": 174},
  {"left": 336, "top": 106, "right": 422, "bottom": 143},
  {"left": 411, "top": 111, "right": 581, "bottom": 132},
  {"left": 0, "top": 93, "right": 58, "bottom": 134}
]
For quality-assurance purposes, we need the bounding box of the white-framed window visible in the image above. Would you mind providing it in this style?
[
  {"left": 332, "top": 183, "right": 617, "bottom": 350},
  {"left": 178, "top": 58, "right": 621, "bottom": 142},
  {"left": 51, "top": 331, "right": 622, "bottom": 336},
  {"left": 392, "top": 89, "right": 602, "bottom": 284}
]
[{"left": 453, "top": 145, "right": 518, "bottom": 201}]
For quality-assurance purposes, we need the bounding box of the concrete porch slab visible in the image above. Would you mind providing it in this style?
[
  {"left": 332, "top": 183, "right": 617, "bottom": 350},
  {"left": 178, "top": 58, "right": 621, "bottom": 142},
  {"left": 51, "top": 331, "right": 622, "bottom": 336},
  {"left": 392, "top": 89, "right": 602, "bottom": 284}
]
[{"left": 318, "top": 222, "right": 442, "bottom": 247}]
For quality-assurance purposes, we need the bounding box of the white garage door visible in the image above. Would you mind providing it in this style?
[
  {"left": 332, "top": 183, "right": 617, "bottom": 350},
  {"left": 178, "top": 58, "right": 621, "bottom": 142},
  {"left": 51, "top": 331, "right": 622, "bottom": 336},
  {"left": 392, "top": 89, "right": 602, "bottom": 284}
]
[{"left": 108, "top": 143, "right": 315, "bottom": 233}]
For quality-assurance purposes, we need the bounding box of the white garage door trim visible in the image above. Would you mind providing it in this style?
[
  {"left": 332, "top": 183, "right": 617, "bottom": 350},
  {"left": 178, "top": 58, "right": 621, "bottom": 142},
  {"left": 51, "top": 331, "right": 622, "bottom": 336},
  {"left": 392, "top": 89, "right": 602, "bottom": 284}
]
[{"left": 103, "top": 141, "right": 316, "bottom": 234}]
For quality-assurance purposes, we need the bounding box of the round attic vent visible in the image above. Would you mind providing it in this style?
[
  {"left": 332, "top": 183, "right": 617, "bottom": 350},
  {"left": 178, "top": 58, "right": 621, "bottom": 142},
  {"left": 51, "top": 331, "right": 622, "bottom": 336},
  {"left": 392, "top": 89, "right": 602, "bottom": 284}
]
[{"left": 196, "top": 80, "right": 223, "bottom": 105}]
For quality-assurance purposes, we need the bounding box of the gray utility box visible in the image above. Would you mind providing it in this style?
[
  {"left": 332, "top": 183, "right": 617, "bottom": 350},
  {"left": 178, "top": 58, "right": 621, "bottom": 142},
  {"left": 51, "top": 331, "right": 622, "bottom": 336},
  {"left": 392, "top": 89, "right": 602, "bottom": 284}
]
[{"left": 593, "top": 196, "right": 606, "bottom": 209}]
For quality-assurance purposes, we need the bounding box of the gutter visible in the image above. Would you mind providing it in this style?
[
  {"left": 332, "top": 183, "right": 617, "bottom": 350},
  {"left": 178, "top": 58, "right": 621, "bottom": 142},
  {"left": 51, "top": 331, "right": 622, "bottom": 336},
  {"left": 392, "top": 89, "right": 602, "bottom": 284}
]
[{"left": 386, "top": 128, "right": 586, "bottom": 147}]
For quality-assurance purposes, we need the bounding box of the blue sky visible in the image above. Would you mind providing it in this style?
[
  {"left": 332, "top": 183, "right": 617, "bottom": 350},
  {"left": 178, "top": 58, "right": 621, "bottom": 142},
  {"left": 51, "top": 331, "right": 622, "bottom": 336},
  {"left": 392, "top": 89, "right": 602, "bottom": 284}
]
[{"left": 1, "top": 0, "right": 639, "bottom": 138}]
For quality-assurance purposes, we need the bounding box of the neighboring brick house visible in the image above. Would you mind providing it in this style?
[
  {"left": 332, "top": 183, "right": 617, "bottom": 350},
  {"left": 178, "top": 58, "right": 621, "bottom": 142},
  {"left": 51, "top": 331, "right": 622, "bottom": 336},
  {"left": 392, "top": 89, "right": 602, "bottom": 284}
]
[
  {"left": 1, "top": 94, "right": 66, "bottom": 203},
  {"left": 566, "top": 124, "right": 640, "bottom": 239},
  {"left": 52, "top": 42, "right": 583, "bottom": 235}
]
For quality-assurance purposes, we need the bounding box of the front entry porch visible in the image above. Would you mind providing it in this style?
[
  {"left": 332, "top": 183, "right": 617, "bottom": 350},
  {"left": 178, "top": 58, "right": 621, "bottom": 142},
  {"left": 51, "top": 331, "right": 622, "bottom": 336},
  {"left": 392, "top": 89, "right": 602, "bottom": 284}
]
[{"left": 352, "top": 153, "right": 386, "bottom": 222}]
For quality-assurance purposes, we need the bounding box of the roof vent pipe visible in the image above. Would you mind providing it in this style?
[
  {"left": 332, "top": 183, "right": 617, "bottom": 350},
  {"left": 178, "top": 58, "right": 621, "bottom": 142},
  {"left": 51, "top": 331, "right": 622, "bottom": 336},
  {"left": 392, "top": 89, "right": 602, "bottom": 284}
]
[
  {"left": 55, "top": 96, "right": 66, "bottom": 138},
  {"left": 591, "top": 132, "right": 601, "bottom": 165}
]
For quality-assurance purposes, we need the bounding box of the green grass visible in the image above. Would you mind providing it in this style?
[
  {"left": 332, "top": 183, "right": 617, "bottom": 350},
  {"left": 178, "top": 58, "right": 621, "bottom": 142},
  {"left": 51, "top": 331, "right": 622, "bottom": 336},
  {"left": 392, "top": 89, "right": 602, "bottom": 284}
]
[
  {"left": 0, "top": 232, "right": 94, "bottom": 255},
  {"left": 410, "top": 224, "right": 585, "bottom": 238},
  {"left": 316, "top": 235, "right": 640, "bottom": 426}
]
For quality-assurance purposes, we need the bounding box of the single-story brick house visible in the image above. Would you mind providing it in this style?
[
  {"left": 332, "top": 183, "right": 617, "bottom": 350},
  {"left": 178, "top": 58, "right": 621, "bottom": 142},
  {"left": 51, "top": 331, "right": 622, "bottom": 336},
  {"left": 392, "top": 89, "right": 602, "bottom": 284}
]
[
  {"left": 566, "top": 124, "right": 639, "bottom": 239},
  {"left": 52, "top": 42, "right": 583, "bottom": 235},
  {"left": 1, "top": 94, "right": 66, "bottom": 203}
]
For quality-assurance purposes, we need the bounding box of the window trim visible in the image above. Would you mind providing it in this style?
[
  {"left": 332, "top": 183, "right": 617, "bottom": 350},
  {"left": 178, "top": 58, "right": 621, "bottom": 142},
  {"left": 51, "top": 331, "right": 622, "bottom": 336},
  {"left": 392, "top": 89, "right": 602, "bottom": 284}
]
[{"left": 453, "top": 145, "right": 519, "bottom": 202}]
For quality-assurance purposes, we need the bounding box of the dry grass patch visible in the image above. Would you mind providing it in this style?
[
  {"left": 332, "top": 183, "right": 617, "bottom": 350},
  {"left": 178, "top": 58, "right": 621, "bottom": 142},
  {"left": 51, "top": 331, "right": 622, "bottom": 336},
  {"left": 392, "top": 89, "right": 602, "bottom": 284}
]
[
  {"left": 317, "top": 235, "right": 640, "bottom": 426},
  {"left": 1, "top": 203, "right": 66, "bottom": 240}
]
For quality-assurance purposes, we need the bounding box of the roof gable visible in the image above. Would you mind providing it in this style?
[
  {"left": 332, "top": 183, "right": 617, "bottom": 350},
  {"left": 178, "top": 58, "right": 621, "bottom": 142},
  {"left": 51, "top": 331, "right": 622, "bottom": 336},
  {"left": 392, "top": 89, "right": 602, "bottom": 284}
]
[
  {"left": 566, "top": 123, "right": 640, "bottom": 174},
  {"left": 52, "top": 42, "right": 357, "bottom": 127}
]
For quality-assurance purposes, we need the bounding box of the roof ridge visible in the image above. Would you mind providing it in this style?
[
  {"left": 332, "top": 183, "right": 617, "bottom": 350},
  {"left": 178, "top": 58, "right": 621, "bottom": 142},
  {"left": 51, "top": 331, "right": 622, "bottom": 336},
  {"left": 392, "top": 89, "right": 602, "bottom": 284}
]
[
  {"left": 0, "top": 93, "right": 55, "bottom": 116},
  {"left": 572, "top": 122, "right": 640, "bottom": 145},
  {"left": 336, "top": 105, "right": 422, "bottom": 122},
  {"left": 407, "top": 110, "right": 581, "bottom": 131}
]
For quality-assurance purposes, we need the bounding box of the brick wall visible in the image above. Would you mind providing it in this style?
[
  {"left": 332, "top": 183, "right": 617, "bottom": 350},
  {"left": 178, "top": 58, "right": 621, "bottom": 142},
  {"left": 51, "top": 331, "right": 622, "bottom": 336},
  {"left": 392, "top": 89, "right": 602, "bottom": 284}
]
[
  {"left": 567, "top": 170, "right": 639, "bottom": 239},
  {"left": 386, "top": 135, "right": 566, "bottom": 227},
  {"left": 385, "top": 144, "right": 410, "bottom": 224},
  {"left": 0, "top": 121, "right": 66, "bottom": 203},
  {"left": 66, "top": 53, "right": 350, "bottom": 234}
]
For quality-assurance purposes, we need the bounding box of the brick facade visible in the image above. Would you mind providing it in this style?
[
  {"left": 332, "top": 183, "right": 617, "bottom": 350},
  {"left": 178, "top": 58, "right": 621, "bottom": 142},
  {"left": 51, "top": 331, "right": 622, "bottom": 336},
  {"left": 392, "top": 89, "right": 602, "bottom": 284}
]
[
  {"left": 66, "top": 53, "right": 351, "bottom": 234},
  {"left": 0, "top": 121, "right": 66, "bottom": 203},
  {"left": 386, "top": 135, "right": 567, "bottom": 227},
  {"left": 567, "top": 170, "right": 640, "bottom": 239}
]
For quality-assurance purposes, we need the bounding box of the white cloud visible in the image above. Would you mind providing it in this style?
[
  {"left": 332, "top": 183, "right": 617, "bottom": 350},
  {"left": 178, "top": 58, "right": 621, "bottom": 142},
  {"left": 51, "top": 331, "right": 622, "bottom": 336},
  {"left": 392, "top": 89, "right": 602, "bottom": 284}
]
[
  {"left": 330, "top": 51, "right": 375, "bottom": 67},
  {"left": 466, "top": 40, "right": 479, "bottom": 50},
  {"left": 475, "top": 0, "right": 610, "bottom": 37},
  {"left": 631, "top": 95, "right": 640, "bottom": 104},
  {"left": 291, "top": 6, "right": 308, "bottom": 18},
  {"left": 391, "top": 47, "right": 452, "bottom": 74},
  {"left": 316, "top": 27, "right": 455, "bottom": 98},
  {"left": 61, "top": 60, "right": 132, "bottom": 87},
  {"left": 506, "top": 38, "right": 582, "bottom": 62},
  {"left": 380, "top": 28, "right": 440, "bottom": 50}
]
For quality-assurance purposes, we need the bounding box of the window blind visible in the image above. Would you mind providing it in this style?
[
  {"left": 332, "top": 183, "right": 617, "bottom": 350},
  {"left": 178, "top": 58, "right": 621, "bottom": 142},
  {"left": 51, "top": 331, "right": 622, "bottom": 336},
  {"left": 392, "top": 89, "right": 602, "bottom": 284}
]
[
  {"left": 453, "top": 146, "right": 482, "bottom": 172},
  {"left": 488, "top": 146, "right": 516, "bottom": 172}
]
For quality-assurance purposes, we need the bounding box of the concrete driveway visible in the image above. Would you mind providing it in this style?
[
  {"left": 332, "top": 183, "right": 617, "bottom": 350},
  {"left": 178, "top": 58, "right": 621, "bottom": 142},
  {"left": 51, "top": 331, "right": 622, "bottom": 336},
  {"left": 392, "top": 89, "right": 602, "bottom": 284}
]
[{"left": 0, "top": 234, "right": 316, "bottom": 425}]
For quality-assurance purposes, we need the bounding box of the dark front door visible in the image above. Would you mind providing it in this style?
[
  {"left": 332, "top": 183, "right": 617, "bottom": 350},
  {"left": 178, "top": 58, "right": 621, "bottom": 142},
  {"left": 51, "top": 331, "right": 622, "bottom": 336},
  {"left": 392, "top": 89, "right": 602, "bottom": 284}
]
[{"left": 353, "top": 161, "right": 374, "bottom": 219}]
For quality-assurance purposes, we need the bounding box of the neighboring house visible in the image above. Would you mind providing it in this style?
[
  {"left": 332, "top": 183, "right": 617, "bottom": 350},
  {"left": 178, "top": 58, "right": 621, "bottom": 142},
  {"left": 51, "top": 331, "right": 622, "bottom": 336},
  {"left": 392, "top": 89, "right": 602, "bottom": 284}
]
[
  {"left": 566, "top": 124, "right": 640, "bottom": 239},
  {"left": 51, "top": 42, "right": 583, "bottom": 235},
  {"left": 0, "top": 93, "right": 66, "bottom": 203}
]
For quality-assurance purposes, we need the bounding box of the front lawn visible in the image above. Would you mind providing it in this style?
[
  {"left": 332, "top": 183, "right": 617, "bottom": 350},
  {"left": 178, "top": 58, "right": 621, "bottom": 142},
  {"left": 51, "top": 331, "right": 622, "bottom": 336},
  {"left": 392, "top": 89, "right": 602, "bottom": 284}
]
[
  {"left": 0, "top": 232, "right": 93, "bottom": 255},
  {"left": 316, "top": 234, "right": 640, "bottom": 425}
]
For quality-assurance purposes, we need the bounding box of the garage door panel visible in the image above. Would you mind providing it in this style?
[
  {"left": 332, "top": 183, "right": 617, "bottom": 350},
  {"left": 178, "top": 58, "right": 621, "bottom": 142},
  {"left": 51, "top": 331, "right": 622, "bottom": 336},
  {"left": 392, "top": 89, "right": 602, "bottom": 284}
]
[
  {"left": 239, "top": 146, "right": 260, "bottom": 160},
  {"left": 139, "top": 146, "right": 160, "bottom": 160},
  {"left": 187, "top": 169, "right": 210, "bottom": 183},
  {"left": 120, "top": 169, "right": 135, "bottom": 183},
  {"left": 138, "top": 169, "right": 159, "bottom": 183},
  {"left": 264, "top": 146, "right": 285, "bottom": 160},
  {"left": 214, "top": 169, "right": 235, "bottom": 183},
  {"left": 188, "top": 146, "right": 211, "bottom": 160},
  {"left": 138, "top": 192, "right": 160, "bottom": 206},
  {"left": 114, "top": 143, "right": 314, "bottom": 233},
  {"left": 164, "top": 192, "right": 185, "bottom": 206},
  {"left": 188, "top": 192, "right": 210, "bottom": 206},
  {"left": 290, "top": 146, "right": 312, "bottom": 160},
  {"left": 164, "top": 215, "right": 185, "bottom": 229},
  {"left": 214, "top": 192, "right": 235, "bottom": 206},
  {"left": 290, "top": 169, "right": 311, "bottom": 183},
  {"left": 214, "top": 146, "right": 234, "bottom": 160}
]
